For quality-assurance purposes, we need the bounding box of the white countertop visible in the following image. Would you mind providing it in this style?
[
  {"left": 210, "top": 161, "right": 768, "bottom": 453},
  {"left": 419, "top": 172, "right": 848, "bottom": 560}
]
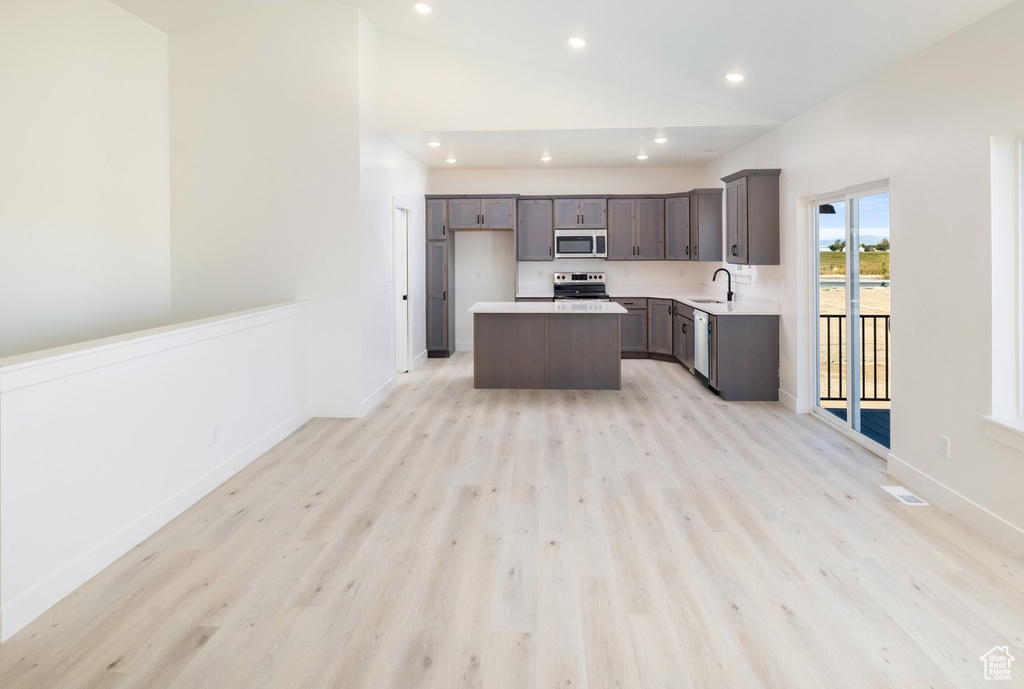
[
  {"left": 514, "top": 286, "right": 779, "bottom": 316},
  {"left": 470, "top": 301, "right": 627, "bottom": 315}
]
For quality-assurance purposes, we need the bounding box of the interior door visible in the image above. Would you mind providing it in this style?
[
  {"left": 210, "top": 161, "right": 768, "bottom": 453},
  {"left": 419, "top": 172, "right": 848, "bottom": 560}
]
[{"left": 394, "top": 207, "right": 410, "bottom": 372}]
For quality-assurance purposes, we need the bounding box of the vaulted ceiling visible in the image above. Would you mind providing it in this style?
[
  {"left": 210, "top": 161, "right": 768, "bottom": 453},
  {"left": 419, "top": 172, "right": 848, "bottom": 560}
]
[{"left": 111, "top": 0, "right": 1014, "bottom": 168}]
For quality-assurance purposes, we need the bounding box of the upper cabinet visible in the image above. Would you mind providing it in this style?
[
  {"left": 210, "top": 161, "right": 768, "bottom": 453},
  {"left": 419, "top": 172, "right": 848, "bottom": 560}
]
[
  {"left": 553, "top": 198, "right": 607, "bottom": 229},
  {"left": 517, "top": 199, "right": 554, "bottom": 261},
  {"left": 426, "top": 199, "right": 448, "bottom": 240},
  {"left": 665, "top": 196, "right": 691, "bottom": 260},
  {"left": 689, "top": 189, "right": 723, "bottom": 262},
  {"left": 607, "top": 198, "right": 665, "bottom": 260},
  {"left": 722, "top": 169, "right": 780, "bottom": 265},
  {"left": 448, "top": 197, "right": 517, "bottom": 230}
]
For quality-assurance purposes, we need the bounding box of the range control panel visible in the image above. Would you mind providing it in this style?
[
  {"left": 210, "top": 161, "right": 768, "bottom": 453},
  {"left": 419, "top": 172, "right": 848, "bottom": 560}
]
[{"left": 553, "top": 272, "right": 606, "bottom": 284}]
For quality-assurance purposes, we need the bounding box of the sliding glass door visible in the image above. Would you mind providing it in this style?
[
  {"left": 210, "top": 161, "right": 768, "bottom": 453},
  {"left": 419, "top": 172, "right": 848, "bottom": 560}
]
[{"left": 815, "top": 189, "right": 891, "bottom": 450}]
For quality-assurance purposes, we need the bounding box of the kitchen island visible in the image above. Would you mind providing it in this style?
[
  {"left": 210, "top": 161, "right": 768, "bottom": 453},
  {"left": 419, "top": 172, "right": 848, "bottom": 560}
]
[{"left": 469, "top": 301, "right": 626, "bottom": 390}]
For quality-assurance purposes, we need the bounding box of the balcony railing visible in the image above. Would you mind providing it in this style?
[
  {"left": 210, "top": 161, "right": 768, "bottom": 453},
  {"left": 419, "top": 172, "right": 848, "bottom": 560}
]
[{"left": 820, "top": 314, "right": 890, "bottom": 401}]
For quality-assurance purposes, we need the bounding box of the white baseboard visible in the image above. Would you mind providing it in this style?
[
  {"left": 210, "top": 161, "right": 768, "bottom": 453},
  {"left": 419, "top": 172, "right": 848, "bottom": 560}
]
[
  {"left": 313, "top": 377, "right": 396, "bottom": 419},
  {"left": 0, "top": 407, "right": 313, "bottom": 642},
  {"left": 455, "top": 341, "right": 474, "bottom": 352},
  {"left": 412, "top": 350, "right": 428, "bottom": 370},
  {"left": 361, "top": 377, "right": 395, "bottom": 415},
  {"left": 778, "top": 388, "right": 798, "bottom": 412},
  {"left": 888, "top": 453, "right": 1024, "bottom": 556}
]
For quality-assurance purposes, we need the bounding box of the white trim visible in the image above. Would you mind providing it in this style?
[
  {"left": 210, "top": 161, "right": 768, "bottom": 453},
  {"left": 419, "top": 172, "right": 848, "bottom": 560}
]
[
  {"left": 887, "top": 453, "right": 1024, "bottom": 557},
  {"left": 0, "top": 407, "right": 312, "bottom": 641},
  {"left": 778, "top": 387, "right": 798, "bottom": 412},
  {"left": 412, "top": 349, "right": 428, "bottom": 370},
  {"left": 455, "top": 341, "right": 475, "bottom": 352},
  {"left": 0, "top": 301, "right": 313, "bottom": 392},
  {"left": 1017, "top": 138, "right": 1024, "bottom": 416},
  {"left": 313, "top": 377, "right": 396, "bottom": 419},
  {"left": 982, "top": 415, "right": 1024, "bottom": 454}
]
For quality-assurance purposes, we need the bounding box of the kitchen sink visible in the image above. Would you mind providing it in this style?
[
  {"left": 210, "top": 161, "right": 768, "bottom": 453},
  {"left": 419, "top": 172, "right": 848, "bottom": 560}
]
[{"left": 690, "top": 298, "right": 725, "bottom": 304}]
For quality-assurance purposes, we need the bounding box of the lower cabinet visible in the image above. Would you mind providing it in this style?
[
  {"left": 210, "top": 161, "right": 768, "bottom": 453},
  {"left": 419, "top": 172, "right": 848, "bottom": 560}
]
[
  {"left": 647, "top": 298, "right": 673, "bottom": 355},
  {"left": 613, "top": 298, "right": 648, "bottom": 352},
  {"left": 708, "top": 314, "right": 780, "bottom": 401},
  {"left": 673, "top": 312, "right": 694, "bottom": 371}
]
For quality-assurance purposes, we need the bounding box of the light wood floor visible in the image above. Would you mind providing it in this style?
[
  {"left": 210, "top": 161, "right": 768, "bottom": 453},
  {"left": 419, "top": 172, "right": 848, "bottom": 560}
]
[{"left": 2, "top": 353, "right": 1023, "bottom": 688}]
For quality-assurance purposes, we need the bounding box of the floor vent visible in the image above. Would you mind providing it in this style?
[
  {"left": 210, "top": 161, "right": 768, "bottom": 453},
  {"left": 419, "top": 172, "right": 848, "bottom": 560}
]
[{"left": 881, "top": 486, "right": 929, "bottom": 506}]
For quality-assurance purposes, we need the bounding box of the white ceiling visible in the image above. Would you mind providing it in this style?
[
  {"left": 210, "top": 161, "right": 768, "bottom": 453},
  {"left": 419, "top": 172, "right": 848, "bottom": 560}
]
[
  {"left": 385, "top": 125, "right": 778, "bottom": 169},
  {"left": 110, "top": 0, "right": 1014, "bottom": 169}
]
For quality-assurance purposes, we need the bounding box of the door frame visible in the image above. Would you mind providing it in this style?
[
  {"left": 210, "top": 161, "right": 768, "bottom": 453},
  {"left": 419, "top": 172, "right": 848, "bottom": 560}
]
[
  {"left": 808, "top": 182, "right": 890, "bottom": 457},
  {"left": 394, "top": 205, "right": 412, "bottom": 373}
]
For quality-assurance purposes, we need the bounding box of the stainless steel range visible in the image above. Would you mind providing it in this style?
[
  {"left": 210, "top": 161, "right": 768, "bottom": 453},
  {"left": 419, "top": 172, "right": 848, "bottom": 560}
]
[{"left": 553, "top": 272, "right": 609, "bottom": 301}]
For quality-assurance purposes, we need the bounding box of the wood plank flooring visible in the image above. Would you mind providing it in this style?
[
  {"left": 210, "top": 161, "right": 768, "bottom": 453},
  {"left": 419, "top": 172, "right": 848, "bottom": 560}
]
[{"left": 2, "top": 353, "right": 1023, "bottom": 688}]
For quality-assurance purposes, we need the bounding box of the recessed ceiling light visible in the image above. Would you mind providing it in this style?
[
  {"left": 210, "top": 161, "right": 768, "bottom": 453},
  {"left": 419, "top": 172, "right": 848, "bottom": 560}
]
[
  {"left": 636, "top": 154, "right": 649, "bottom": 160},
  {"left": 445, "top": 158, "right": 457, "bottom": 163},
  {"left": 654, "top": 137, "right": 668, "bottom": 144},
  {"left": 726, "top": 72, "right": 745, "bottom": 83},
  {"left": 428, "top": 141, "right": 441, "bottom": 147},
  {"left": 568, "top": 37, "right": 587, "bottom": 48},
  {"left": 540, "top": 155, "right": 552, "bottom": 162},
  {"left": 414, "top": 2, "right": 432, "bottom": 14}
]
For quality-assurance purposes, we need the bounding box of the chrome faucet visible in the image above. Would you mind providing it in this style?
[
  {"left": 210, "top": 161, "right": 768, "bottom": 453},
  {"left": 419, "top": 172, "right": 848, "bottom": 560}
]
[{"left": 712, "top": 268, "right": 734, "bottom": 302}]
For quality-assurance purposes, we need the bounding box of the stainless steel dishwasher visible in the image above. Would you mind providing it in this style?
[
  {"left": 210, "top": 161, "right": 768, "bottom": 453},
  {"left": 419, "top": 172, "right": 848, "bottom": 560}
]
[{"left": 693, "top": 309, "right": 710, "bottom": 386}]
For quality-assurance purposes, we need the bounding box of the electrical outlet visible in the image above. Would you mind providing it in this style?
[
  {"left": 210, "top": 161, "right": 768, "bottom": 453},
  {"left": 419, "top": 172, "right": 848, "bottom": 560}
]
[
  {"left": 536, "top": 269, "right": 542, "bottom": 278},
  {"left": 679, "top": 269, "right": 685, "bottom": 277},
  {"left": 475, "top": 270, "right": 481, "bottom": 280},
  {"left": 625, "top": 269, "right": 630, "bottom": 277},
  {"left": 211, "top": 424, "right": 220, "bottom": 445},
  {"left": 939, "top": 434, "right": 950, "bottom": 458}
]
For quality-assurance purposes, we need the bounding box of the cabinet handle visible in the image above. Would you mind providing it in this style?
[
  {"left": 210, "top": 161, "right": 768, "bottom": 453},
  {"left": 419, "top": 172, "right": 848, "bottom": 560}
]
[
  {"left": 731, "top": 245, "right": 738, "bottom": 256},
  {"left": 443, "top": 290, "right": 446, "bottom": 301},
  {"left": 694, "top": 246, "right": 698, "bottom": 259},
  {"left": 549, "top": 245, "right": 552, "bottom": 256},
  {"left": 682, "top": 324, "right": 687, "bottom": 334},
  {"left": 443, "top": 224, "right": 446, "bottom": 236},
  {"left": 685, "top": 245, "right": 689, "bottom": 256}
]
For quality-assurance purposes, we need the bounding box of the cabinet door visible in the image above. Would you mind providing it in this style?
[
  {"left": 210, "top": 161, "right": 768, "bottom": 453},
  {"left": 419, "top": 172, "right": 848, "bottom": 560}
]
[
  {"left": 673, "top": 313, "right": 685, "bottom": 361},
  {"left": 426, "top": 199, "right": 447, "bottom": 240},
  {"left": 691, "top": 190, "right": 723, "bottom": 262},
  {"left": 665, "top": 196, "right": 691, "bottom": 260},
  {"left": 553, "top": 198, "right": 581, "bottom": 228},
  {"left": 634, "top": 199, "right": 665, "bottom": 260},
  {"left": 725, "top": 181, "right": 739, "bottom": 263},
  {"left": 648, "top": 298, "right": 673, "bottom": 355},
  {"left": 481, "top": 198, "right": 515, "bottom": 229},
  {"left": 708, "top": 314, "right": 719, "bottom": 390},
  {"left": 579, "top": 198, "right": 607, "bottom": 228},
  {"left": 726, "top": 179, "right": 748, "bottom": 264},
  {"left": 448, "top": 199, "right": 482, "bottom": 229},
  {"left": 426, "top": 241, "right": 449, "bottom": 351},
  {"left": 517, "top": 199, "right": 553, "bottom": 261},
  {"left": 620, "top": 308, "right": 648, "bottom": 352},
  {"left": 607, "top": 199, "right": 635, "bottom": 260},
  {"left": 682, "top": 316, "right": 694, "bottom": 370}
]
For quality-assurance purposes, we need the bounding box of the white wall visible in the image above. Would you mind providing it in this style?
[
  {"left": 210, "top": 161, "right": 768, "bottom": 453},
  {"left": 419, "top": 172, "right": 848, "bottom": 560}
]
[
  {"left": 169, "top": 0, "right": 363, "bottom": 414},
  {"left": 0, "top": 0, "right": 171, "bottom": 358},
  {"left": 707, "top": 0, "right": 1024, "bottom": 553},
  {"left": 429, "top": 167, "right": 730, "bottom": 298},
  {"left": 454, "top": 232, "right": 516, "bottom": 349},
  {"left": 170, "top": 2, "right": 426, "bottom": 416},
  {"left": 358, "top": 15, "right": 429, "bottom": 402},
  {"left": 0, "top": 302, "right": 313, "bottom": 641}
]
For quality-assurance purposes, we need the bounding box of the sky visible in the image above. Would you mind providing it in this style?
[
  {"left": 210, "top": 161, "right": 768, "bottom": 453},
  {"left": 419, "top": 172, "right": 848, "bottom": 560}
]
[{"left": 818, "top": 192, "right": 890, "bottom": 243}]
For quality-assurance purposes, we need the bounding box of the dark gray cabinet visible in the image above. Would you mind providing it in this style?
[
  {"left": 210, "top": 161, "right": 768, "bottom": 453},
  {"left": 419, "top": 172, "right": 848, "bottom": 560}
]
[
  {"left": 673, "top": 312, "right": 694, "bottom": 371},
  {"left": 648, "top": 298, "right": 673, "bottom": 355},
  {"left": 665, "top": 196, "right": 691, "bottom": 260},
  {"left": 517, "top": 199, "right": 553, "bottom": 261},
  {"left": 722, "top": 170, "right": 780, "bottom": 265},
  {"left": 426, "top": 239, "right": 455, "bottom": 356},
  {"left": 613, "top": 298, "right": 648, "bottom": 352},
  {"left": 689, "top": 189, "right": 723, "bottom": 262},
  {"left": 427, "top": 199, "right": 447, "bottom": 240},
  {"left": 447, "top": 197, "right": 516, "bottom": 230},
  {"left": 707, "top": 313, "right": 780, "bottom": 400},
  {"left": 554, "top": 198, "right": 607, "bottom": 229},
  {"left": 607, "top": 198, "right": 665, "bottom": 260}
]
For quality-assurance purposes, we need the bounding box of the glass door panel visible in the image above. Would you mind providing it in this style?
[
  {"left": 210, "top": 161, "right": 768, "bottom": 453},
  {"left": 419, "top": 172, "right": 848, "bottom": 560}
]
[
  {"left": 817, "top": 200, "right": 848, "bottom": 422},
  {"left": 855, "top": 193, "right": 891, "bottom": 447}
]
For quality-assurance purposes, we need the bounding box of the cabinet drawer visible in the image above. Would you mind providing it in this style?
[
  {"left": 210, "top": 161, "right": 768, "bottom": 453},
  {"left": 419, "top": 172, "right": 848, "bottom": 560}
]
[
  {"left": 673, "top": 301, "right": 694, "bottom": 320},
  {"left": 613, "top": 297, "right": 647, "bottom": 309}
]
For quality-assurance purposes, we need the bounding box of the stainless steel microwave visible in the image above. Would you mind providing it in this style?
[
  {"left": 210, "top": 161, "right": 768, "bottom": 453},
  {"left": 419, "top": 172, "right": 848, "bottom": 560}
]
[{"left": 554, "top": 229, "right": 607, "bottom": 259}]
